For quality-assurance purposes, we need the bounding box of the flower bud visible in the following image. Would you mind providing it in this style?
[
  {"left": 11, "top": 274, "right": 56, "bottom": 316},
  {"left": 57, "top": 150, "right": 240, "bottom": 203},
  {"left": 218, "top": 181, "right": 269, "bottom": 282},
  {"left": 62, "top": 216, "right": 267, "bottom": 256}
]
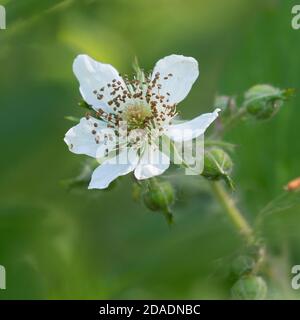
[
  {"left": 231, "top": 275, "right": 267, "bottom": 300},
  {"left": 244, "top": 84, "right": 287, "bottom": 120},
  {"left": 143, "top": 180, "right": 175, "bottom": 224},
  {"left": 143, "top": 181, "right": 175, "bottom": 210},
  {"left": 202, "top": 148, "right": 233, "bottom": 182}
]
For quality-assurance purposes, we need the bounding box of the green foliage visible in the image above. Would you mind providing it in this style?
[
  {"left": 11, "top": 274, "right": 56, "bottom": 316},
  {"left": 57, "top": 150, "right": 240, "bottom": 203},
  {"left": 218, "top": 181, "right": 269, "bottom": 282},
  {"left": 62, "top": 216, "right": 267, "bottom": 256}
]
[{"left": 1, "top": 0, "right": 300, "bottom": 300}]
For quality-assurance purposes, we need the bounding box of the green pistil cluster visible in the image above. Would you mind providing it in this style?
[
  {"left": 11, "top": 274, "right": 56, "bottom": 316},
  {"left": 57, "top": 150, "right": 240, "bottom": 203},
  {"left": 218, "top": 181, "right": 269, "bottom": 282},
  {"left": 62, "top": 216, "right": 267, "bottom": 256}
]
[{"left": 124, "top": 104, "right": 152, "bottom": 130}]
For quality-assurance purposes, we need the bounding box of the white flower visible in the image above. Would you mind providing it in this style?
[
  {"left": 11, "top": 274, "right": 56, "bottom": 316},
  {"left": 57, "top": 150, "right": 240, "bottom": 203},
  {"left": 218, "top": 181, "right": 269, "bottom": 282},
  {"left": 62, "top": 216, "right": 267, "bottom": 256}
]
[{"left": 64, "top": 54, "right": 220, "bottom": 189}]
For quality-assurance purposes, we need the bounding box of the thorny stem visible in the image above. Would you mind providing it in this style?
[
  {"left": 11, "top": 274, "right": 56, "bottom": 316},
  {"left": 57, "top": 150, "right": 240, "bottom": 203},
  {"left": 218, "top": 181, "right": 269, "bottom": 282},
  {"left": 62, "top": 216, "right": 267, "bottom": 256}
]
[
  {"left": 210, "top": 181, "right": 255, "bottom": 245},
  {"left": 210, "top": 180, "right": 294, "bottom": 295}
]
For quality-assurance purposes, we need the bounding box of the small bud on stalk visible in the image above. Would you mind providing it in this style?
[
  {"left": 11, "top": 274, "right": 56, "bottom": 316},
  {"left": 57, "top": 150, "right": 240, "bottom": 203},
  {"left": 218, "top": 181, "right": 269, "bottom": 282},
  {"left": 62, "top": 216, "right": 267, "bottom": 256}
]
[
  {"left": 202, "top": 148, "right": 234, "bottom": 188},
  {"left": 143, "top": 180, "right": 175, "bottom": 224},
  {"left": 244, "top": 84, "right": 293, "bottom": 120},
  {"left": 231, "top": 275, "right": 267, "bottom": 300}
]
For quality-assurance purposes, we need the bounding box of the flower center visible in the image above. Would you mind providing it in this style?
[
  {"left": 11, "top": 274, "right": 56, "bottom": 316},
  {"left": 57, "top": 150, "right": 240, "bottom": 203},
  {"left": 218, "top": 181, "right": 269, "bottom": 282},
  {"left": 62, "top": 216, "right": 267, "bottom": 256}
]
[{"left": 124, "top": 104, "right": 152, "bottom": 130}]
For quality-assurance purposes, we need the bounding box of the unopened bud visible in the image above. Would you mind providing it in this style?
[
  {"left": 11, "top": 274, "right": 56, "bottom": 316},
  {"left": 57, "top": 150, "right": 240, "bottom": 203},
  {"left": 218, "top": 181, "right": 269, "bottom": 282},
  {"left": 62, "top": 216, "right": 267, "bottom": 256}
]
[
  {"left": 143, "top": 181, "right": 175, "bottom": 211},
  {"left": 143, "top": 180, "right": 175, "bottom": 224},
  {"left": 231, "top": 275, "right": 267, "bottom": 300},
  {"left": 244, "top": 84, "right": 289, "bottom": 120},
  {"left": 202, "top": 148, "right": 233, "bottom": 182}
]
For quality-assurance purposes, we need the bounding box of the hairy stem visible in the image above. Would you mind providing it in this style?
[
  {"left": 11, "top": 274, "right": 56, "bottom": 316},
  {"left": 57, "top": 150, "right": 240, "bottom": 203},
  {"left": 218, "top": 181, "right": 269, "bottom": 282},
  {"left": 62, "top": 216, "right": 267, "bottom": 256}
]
[{"left": 210, "top": 181, "right": 255, "bottom": 244}]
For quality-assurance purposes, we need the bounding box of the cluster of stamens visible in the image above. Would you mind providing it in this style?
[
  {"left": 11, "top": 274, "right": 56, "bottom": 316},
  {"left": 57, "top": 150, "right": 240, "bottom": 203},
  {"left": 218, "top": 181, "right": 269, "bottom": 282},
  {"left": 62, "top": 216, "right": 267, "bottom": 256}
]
[{"left": 88, "top": 71, "right": 178, "bottom": 147}]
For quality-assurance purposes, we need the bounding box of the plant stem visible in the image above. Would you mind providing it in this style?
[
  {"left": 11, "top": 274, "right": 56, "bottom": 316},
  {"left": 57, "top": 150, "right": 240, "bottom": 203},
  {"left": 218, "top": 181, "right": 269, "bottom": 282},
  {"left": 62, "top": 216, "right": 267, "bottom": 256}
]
[
  {"left": 210, "top": 181, "right": 255, "bottom": 244},
  {"left": 212, "top": 106, "right": 247, "bottom": 138}
]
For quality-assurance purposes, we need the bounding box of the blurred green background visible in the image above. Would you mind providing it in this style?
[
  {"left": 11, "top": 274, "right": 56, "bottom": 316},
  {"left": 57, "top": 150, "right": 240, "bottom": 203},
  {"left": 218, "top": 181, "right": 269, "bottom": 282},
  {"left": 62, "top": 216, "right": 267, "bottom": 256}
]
[{"left": 0, "top": 0, "right": 300, "bottom": 299}]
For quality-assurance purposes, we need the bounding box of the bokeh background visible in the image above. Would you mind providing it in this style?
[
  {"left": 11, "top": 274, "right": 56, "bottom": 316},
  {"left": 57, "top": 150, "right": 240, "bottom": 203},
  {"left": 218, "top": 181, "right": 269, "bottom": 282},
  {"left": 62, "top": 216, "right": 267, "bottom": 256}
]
[{"left": 0, "top": 0, "right": 300, "bottom": 299}]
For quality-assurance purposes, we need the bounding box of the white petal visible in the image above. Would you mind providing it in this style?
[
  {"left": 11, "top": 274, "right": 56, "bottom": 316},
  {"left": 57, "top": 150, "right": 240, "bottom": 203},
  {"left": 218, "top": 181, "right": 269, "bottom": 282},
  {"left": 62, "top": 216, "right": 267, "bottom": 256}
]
[
  {"left": 166, "top": 108, "right": 220, "bottom": 142},
  {"left": 151, "top": 54, "right": 199, "bottom": 104},
  {"left": 64, "top": 117, "right": 108, "bottom": 158},
  {"left": 73, "top": 54, "right": 125, "bottom": 112},
  {"left": 88, "top": 148, "right": 139, "bottom": 189},
  {"left": 134, "top": 144, "right": 170, "bottom": 180}
]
